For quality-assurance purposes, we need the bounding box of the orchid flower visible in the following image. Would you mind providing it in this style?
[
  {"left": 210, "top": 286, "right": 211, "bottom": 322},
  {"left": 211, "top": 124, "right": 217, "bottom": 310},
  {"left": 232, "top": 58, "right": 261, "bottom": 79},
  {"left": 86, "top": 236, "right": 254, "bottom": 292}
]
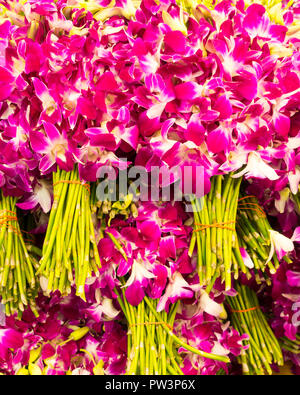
[
  {"left": 291, "top": 227, "right": 300, "bottom": 243},
  {"left": 122, "top": 254, "right": 156, "bottom": 306},
  {"left": 240, "top": 247, "right": 255, "bottom": 270},
  {"left": 232, "top": 151, "right": 280, "bottom": 180},
  {"left": 32, "top": 78, "right": 61, "bottom": 125},
  {"left": 29, "top": 122, "right": 76, "bottom": 174},
  {"left": 85, "top": 298, "right": 120, "bottom": 322},
  {"left": 275, "top": 187, "right": 291, "bottom": 214},
  {"left": 17, "top": 179, "right": 52, "bottom": 213},
  {"left": 0, "top": 329, "right": 24, "bottom": 360},
  {"left": 157, "top": 271, "right": 194, "bottom": 312},
  {"left": 267, "top": 230, "right": 295, "bottom": 263}
]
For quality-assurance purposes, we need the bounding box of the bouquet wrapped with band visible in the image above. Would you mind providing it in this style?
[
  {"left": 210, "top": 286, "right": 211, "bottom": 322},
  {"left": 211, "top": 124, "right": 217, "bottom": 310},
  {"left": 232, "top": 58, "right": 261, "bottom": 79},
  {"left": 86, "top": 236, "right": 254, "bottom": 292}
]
[{"left": 0, "top": 0, "right": 299, "bottom": 376}]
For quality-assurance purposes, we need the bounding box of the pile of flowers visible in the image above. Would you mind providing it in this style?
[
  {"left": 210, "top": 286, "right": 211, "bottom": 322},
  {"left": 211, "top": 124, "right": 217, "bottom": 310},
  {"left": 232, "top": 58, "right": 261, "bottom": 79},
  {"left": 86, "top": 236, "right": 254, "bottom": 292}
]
[{"left": 0, "top": 0, "right": 299, "bottom": 375}]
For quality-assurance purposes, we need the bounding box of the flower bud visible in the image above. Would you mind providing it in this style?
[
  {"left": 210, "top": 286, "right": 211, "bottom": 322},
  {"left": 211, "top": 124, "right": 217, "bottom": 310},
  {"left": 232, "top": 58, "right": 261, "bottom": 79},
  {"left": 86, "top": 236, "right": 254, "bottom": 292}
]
[
  {"left": 69, "top": 326, "right": 90, "bottom": 341},
  {"left": 16, "top": 368, "right": 29, "bottom": 375},
  {"left": 93, "top": 360, "right": 104, "bottom": 375},
  {"left": 29, "top": 345, "right": 42, "bottom": 364},
  {"left": 219, "top": 304, "right": 228, "bottom": 320},
  {"left": 28, "top": 363, "right": 43, "bottom": 376}
]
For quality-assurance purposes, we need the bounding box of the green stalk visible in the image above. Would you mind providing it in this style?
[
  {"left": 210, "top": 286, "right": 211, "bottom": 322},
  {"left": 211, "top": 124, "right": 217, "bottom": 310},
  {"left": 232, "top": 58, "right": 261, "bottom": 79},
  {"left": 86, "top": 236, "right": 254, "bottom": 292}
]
[
  {"left": 191, "top": 198, "right": 204, "bottom": 285},
  {"left": 202, "top": 196, "right": 212, "bottom": 283},
  {"left": 144, "top": 296, "right": 230, "bottom": 363},
  {"left": 226, "top": 283, "right": 283, "bottom": 375},
  {"left": 0, "top": 191, "right": 38, "bottom": 316},
  {"left": 38, "top": 167, "right": 101, "bottom": 299}
]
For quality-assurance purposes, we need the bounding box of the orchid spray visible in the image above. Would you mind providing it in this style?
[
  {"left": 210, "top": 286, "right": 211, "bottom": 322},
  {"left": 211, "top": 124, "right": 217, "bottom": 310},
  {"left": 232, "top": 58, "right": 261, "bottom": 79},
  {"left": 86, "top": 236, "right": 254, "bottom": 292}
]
[
  {"left": 189, "top": 174, "right": 242, "bottom": 292},
  {"left": 37, "top": 167, "right": 101, "bottom": 301},
  {"left": 115, "top": 286, "right": 231, "bottom": 375},
  {"left": 226, "top": 283, "right": 284, "bottom": 375},
  {"left": 0, "top": 191, "right": 39, "bottom": 317},
  {"left": 234, "top": 195, "right": 294, "bottom": 283}
]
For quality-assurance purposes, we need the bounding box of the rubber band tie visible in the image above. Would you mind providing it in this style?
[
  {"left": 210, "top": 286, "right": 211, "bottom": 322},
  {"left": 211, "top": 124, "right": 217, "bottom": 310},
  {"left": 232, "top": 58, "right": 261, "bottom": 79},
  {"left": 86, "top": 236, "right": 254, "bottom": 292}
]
[{"left": 193, "top": 221, "right": 236, "bottom": 233}]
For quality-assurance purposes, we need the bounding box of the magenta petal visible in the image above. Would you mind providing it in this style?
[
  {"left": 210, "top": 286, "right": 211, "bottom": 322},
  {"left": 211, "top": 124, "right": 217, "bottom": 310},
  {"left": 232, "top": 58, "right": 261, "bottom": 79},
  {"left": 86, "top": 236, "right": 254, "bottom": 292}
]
[
  {"left": 159, "top": 236, "right": 176, "bottom": 261},
  {"left": 292, "top": 227, "right": 300, "bottom": 243},
  {"left": 240, "top": 247, "right": 254, "bottom": 269},
  {"left": 98, "top": 238, "right": 115, "bottom": 259},
  {"left": 0, "top": 66, "right": 14, "bottom": 84},
  {"left": 274, "top": 113, "right": 290, "bottom": 138},
  {"left": 125, "top": 282, "right": 145, "bottom": 306},
  {"left": 274, "top": 244, "right": 289, "bottom": 262},
  {"left": 177, "top": 250, "right": 193, "bottom": 274},
  {"left": 269, "top": 25, "right": 287, "bottom": 42},
  {"left": 145, "top": 73, "right": 165, "bottom": 92},
  {"left": 97, "top": 71, "right": 119, "bottom": 91},
  {"left": 86, "top": 129, "right": 117, "bottom": 150},
  {"left": 170, "top": 287, "right": 193, "bottom": 302},
  {"left": 184, "top": 117, "right": 205, "bottom": 146},
  {"left": 24, "top": 41, "right": 43, "bottom": 73},
  {"left": 207, "top": 128, "right": 231, "bottom": 154},
  {"left": 211, "top": 38, "right": 227, "bottom": 57},
  {"left": 150, "top": 265, "right": 168, "bottom": 299},
  {"left": 39, "top": 154, "right": 55, "bottom": 174},
  {"left": 85, "top": 304, "right": 103, "bottom": 323},
  {"left": 0, "top": 66, "right": 14, "bottom": 100},
  {"left": 121, "top": 125, "right": 139, "bottom": 150},
  {"left": 284, "top": 322, "right": 297, "bottom": 340},
  {"left": 244, "top": 4, "right": 266, "bottom": 31},
  {"left": 0, "top": 329, "right": 23, "bottom": 359},
  {"left": 42, "top": 121, "right": 61, "bottom": 141},
  {"left": 174, "top": 82, "right": 200, "bottom": 100},
  {"left": 77, "top": 97, "right": 97, "bottom": 119},
  {"left": 16, "top": 196, "right": 37, "bottom": 211},
  {"left": 213, "top": 95, "right": 232, "bottom": 120},
  {"left": 137, "top": 220, "right": 161, "bottom": 243},
  {"left": 235, "top": 73, "right": 257, "bottom": 101},
  {"left": 116, "top": 106, "right": 130, "bottom": 124},
  {"left": 0, "top": 21, "right": 11, "bottom": 38},
  {"left": 195, "top": 323, "right": 214, "bottom": 340},
  {"left": 286, "top": 270, "right": 300, "bottom": 287},
  {"left": 41, "top": 343, "right": 56, "bottom": 360},
  {"left": 164, "top": 31, "right": 186, "bottom": 53},
  {"left": 33, "top": 77, "right": 48, "bottom": 99},
  {"left": 29, "top": 130, "right": 49, "bottom": 153},
  {"left": 199, "top": 340, "right": 213, "bottom": 353}
]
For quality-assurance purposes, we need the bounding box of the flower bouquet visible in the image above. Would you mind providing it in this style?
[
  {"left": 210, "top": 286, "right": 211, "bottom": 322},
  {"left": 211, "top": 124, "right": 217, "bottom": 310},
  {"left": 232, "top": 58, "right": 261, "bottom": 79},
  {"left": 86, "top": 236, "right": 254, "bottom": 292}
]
[{"left": 0, "top": 0, "right": 298, "bottom": 376}]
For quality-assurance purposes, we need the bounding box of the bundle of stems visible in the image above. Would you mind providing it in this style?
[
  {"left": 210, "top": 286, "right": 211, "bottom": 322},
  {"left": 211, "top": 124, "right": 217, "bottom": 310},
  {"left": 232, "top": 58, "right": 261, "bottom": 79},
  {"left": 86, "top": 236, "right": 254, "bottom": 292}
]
[
  {"left": 0, "top": 191, "right": 39, "bottom": 317},
  {"left": 189, "top": 174, "right": 242, "bottom": 291},
  {"left": 280, "top": 335, "right": 300, "bottom": 355},
  {"left": 233, "top": 195, "right": 291, "bottom": 284},
  {"left": 115, "top": 283, "right": 230, "bottom": 375},
  {"left": 37, "top": 167, "right": 101, "bottom": 301},
  {"left": 226, "top": 282, "right": 283, "bottom": 375}
]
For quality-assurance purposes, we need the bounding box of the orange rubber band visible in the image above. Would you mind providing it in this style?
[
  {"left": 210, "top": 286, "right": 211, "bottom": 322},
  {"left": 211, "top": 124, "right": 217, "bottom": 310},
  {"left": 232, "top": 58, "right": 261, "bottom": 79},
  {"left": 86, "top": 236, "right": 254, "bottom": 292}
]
[
  {"left": 0, "top": 209, "right": 18, "bottom": 216},
  {"left": 194, "top": 221, "right": 236, "bottom": 232},
  {"left": 0, "top": 216, "right": 18, "bottom": 222},
  {"left": 0, "top": 222, "right": 22, "bottom": 236},
  {"left": 129, "top": 322, "right": 173, "bottom": 331},
  {"left": 0, "top": 211, "right": 30, "bottom": 239},
  {"left": 53, "top": 180, "right": 90, "bottom": 194},
  {"left": 238, "top": 196, "right": 266, "bottom": 218},
  {"left": 21, "top": 229, "right": 35, "bottom": 243},
  {"left": 238, "top": 204, "right": 266, "bottom": 218},
  {"left": 230, "top": 306, "right": 260, "bottom": 313},
  {"left": 238, "top": 196, "right": 258, "bottom": 202}
]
